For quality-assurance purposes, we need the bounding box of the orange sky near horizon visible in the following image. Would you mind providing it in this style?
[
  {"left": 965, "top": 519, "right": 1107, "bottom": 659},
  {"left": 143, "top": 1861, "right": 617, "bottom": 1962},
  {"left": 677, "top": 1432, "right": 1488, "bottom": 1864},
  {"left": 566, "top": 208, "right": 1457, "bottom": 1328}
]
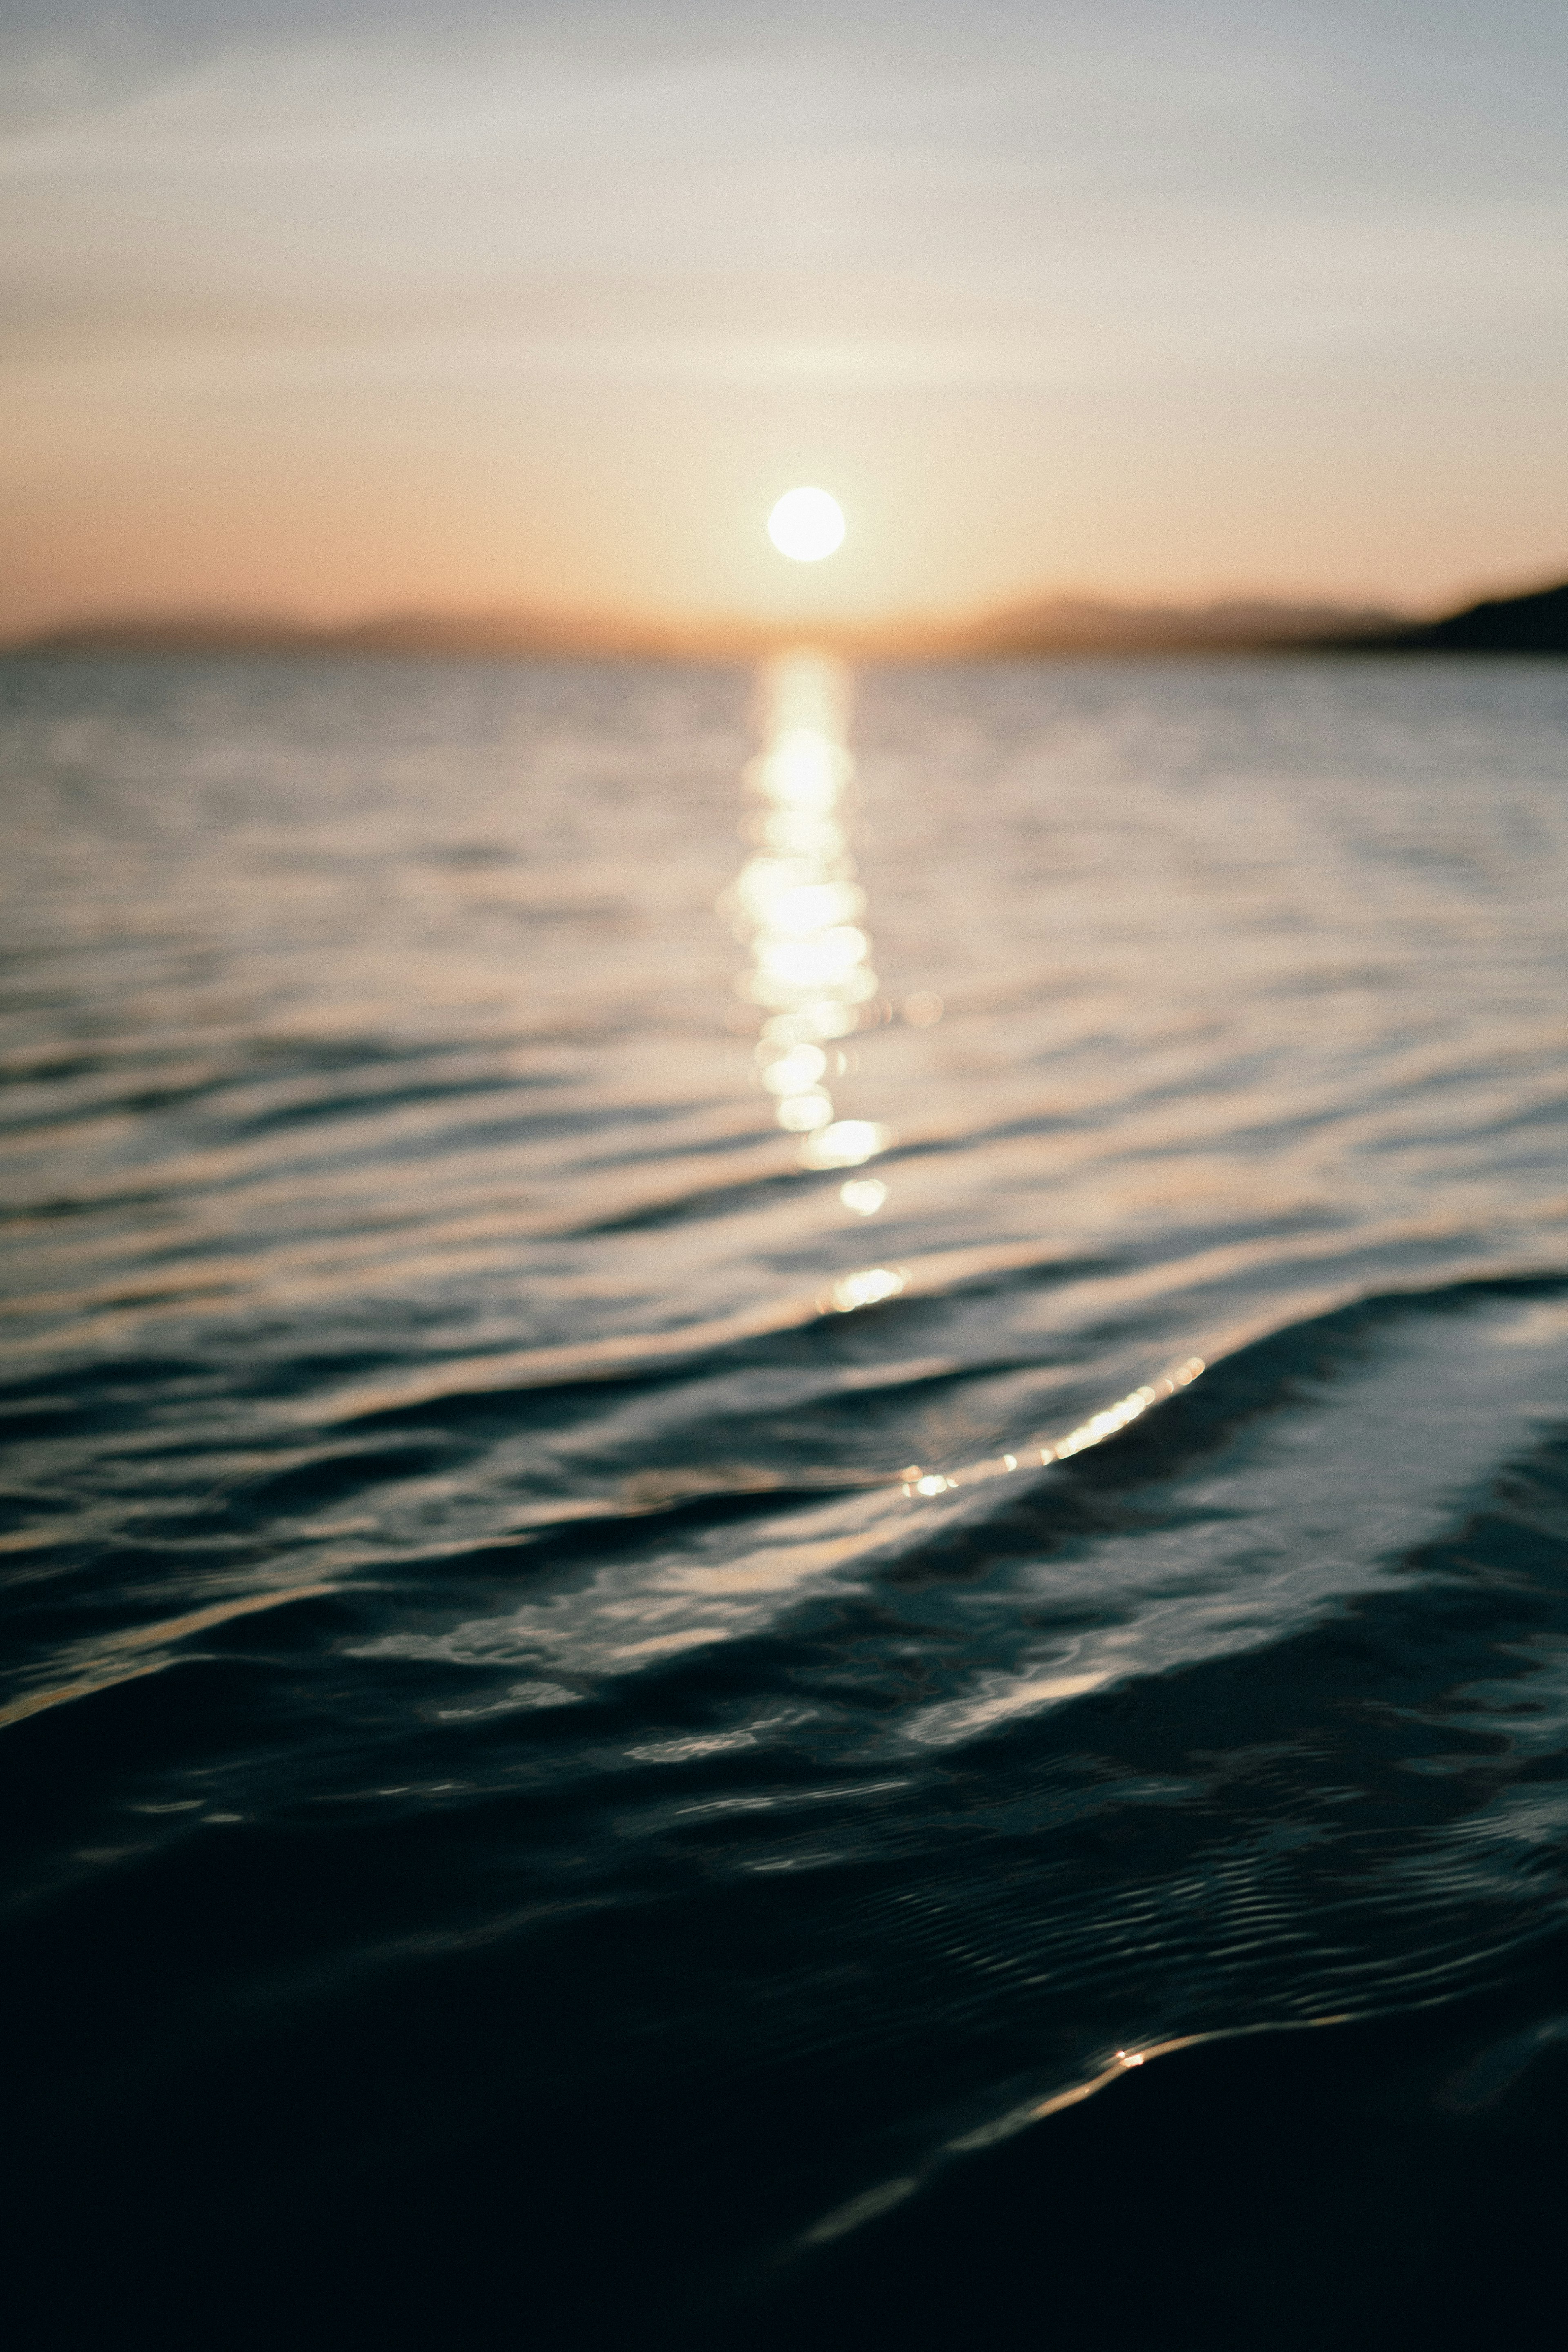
[{"left": 3, "top": 1, "right": 1566, "bottom": 638}]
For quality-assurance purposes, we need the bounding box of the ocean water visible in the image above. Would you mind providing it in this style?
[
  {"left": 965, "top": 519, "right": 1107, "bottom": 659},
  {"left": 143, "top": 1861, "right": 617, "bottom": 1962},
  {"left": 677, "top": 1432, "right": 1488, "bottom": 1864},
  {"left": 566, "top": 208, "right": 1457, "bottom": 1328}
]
[{"left": 4, "top": 649, "right": 1568, "bottom": 2346}]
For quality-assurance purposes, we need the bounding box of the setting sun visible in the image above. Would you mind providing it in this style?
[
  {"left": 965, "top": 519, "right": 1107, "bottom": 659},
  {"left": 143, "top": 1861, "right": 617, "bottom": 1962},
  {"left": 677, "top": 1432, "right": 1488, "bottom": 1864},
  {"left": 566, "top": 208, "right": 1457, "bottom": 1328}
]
[{"left": 768, "top": 488, "right": 846, "bottom": 564}]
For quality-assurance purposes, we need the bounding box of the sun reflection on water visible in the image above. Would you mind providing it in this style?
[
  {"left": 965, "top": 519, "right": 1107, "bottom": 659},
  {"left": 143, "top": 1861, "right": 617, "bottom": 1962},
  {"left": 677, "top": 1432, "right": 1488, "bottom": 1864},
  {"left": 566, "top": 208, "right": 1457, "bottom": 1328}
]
[
  {"left": 713, "top": 651, "right": 1212, "bottom": 1508},
  {"left": 722, "top": 651, "right": 895, "bottom": 1182}
]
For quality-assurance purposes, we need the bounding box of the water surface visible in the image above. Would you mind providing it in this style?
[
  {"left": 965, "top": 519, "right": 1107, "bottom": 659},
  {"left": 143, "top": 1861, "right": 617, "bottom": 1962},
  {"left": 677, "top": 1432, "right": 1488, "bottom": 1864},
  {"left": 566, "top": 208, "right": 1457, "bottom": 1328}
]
[{"left": 4, "top": 651, "right": 1568, "bottom": 2344}]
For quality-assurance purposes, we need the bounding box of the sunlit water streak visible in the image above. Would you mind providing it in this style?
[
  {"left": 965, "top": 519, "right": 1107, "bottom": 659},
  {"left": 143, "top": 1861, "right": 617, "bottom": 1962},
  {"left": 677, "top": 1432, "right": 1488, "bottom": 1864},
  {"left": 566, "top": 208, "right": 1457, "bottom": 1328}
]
[
  {"left": 724, "top": 651, "right": 894, "bottom": 1173},
  {"left": 3, "top": 650, "right": 1568, "bottom": 2342}
]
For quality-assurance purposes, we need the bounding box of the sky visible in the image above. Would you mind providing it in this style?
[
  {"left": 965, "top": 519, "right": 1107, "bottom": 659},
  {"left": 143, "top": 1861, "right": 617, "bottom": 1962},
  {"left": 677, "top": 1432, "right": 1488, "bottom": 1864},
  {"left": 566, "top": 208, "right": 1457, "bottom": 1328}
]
[{"left": 2, "top": 0, "right": 1566, "bottom": 633}]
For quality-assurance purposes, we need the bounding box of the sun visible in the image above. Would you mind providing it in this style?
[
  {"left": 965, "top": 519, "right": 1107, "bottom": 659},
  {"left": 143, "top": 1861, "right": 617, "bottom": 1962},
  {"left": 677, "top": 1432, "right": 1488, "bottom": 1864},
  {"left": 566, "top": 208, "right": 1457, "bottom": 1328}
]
[{"left": 768, "top": 487, "right": 846, "bottom": 563}]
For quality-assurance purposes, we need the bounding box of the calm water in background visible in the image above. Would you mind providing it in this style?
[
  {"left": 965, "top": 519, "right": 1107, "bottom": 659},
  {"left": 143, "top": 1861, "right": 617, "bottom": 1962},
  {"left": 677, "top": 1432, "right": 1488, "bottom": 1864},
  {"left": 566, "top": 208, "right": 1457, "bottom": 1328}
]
[{"left": 4, "top": 651, "right": 1568, "bottom": 2345}]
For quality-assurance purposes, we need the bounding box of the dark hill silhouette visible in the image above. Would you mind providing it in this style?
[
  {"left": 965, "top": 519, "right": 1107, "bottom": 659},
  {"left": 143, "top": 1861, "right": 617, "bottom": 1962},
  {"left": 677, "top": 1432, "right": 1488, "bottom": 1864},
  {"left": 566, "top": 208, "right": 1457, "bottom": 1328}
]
[{"left": 1367, "top": 578, "right": 1568, "bottom": 655}]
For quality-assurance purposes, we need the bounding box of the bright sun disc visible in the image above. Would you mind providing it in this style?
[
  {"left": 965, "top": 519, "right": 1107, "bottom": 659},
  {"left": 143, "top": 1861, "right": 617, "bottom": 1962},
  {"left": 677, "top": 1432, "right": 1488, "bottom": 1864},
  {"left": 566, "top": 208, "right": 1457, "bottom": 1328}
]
[{"left": 768, "top": 487, "right": 845, "bottom": 563}]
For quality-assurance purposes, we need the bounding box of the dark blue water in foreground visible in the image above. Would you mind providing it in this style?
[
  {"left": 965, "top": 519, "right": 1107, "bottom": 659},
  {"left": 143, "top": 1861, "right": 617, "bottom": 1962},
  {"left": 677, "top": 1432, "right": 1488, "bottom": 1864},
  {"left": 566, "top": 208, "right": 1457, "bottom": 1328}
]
[{"left": 4, "top": 651, "right": 1568, "bottom": 2347}]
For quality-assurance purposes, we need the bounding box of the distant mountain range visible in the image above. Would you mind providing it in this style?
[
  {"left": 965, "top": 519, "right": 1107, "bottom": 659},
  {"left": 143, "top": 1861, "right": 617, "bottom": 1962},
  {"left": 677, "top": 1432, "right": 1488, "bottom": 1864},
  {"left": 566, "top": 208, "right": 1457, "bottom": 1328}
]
[
  {"left": 954, "top": 597, "right": 1407, "bottom": 655},
  {"left": 9, "top": 607, "right": 699, "bottom": 662},
  {"left": 12, "top": 577, "right": 1568, "bottom": 662}
]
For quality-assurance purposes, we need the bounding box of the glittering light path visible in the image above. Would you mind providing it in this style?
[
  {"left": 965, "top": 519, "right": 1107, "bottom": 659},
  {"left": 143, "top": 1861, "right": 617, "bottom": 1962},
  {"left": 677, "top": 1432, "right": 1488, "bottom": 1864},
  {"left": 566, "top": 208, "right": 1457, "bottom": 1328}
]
[
  {"left": 722, "top": 651, "right": 895, "bottom": 1180},
  {"left": 721, "top": 651, "right": 1209, "bottom": 1510}
]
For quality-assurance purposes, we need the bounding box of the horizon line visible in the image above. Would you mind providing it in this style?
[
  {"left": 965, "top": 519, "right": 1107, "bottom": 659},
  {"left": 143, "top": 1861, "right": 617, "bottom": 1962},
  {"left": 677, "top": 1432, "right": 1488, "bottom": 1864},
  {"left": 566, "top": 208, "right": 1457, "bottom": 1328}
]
[{"left": 9, "top": 570, "right": 1568, "bottom": 664}]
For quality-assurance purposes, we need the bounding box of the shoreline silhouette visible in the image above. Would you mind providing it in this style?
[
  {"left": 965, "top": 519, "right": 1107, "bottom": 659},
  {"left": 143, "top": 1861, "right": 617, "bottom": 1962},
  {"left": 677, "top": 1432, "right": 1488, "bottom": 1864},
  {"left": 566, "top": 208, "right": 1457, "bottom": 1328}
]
[{"left": 11, "top": 576, "right": 1566, "bottom": 665}]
